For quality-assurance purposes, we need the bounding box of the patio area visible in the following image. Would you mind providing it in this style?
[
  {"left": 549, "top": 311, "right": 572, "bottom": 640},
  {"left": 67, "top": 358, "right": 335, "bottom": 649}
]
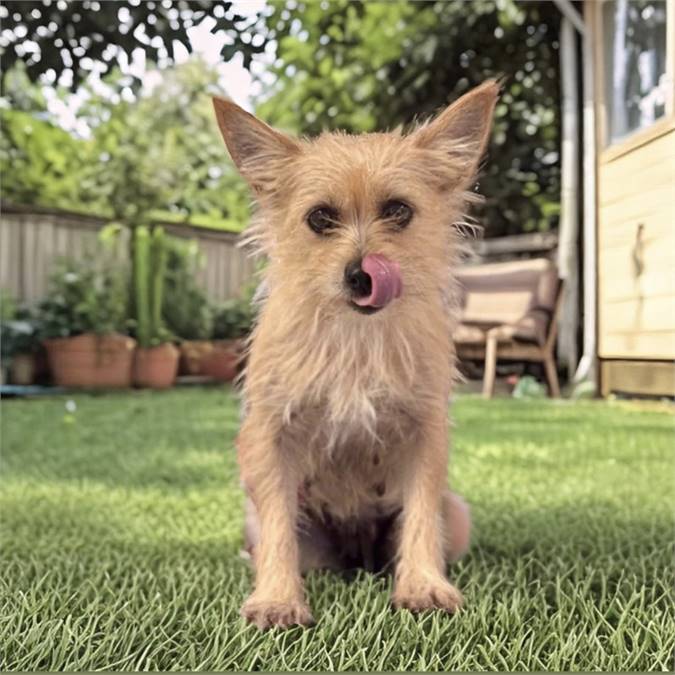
[{"left": 2, "top": 388, "right": 672, "bottom": 670}]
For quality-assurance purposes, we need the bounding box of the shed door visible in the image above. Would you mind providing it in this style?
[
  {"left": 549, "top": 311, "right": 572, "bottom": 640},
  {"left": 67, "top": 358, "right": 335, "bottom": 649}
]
[{"left": 595, "top": 0, "right": 675, "bottom": 361}]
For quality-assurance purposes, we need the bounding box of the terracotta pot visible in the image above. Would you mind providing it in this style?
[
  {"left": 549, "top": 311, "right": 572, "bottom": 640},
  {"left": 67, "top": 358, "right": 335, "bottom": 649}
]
[
  {"left": 134, "top": 343, "right": 179, "bottom": 389},
  {"left": 9, "top": 353, "right": 37, "bottom": 385},
  {"left": 179, "top": 340, "right": 214, "bottom": 375},
  {"left": 202, "top": 339, "right": 244, "bottom": 382},
  {"left": 44, "top": 333, "right": 136, "bottom": 389}
]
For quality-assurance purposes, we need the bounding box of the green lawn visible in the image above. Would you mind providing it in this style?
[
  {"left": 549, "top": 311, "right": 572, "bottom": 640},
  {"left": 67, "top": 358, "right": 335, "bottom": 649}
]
[{"left": 1, "top": 388, "right": 673, "bottom": 671}]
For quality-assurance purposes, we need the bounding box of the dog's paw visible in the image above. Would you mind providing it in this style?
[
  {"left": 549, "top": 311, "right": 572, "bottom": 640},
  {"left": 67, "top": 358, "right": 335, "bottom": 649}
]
[
  {"left": 392, "top": 576, "right": 463, "bottom": 614},
  {"left": 241, "top": 596, "right": 314, "bottom": 630}
]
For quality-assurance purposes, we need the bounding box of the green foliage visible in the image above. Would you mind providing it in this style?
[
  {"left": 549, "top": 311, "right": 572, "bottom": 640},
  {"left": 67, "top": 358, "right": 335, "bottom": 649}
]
[
  {"left": 38, "top": 257, "right": 129, "bottom": 339},
  {"left": 257, "top": 0, "right": 562, "bottom": 238},
  {"left": 1, "top": 59, "right": 249, "bottom": 231},
  {"left": 512, "top": 374, "right": 547, "bottom": 399},
  {"left": 0, "top": 1, "right": 265, "bottom": 91},
  {"left": 0, "top": 108, "right": 91, "bottom": 211},
  {"left": 0, "top": 319, "right": 41, "bottom": 361},
  {"left": 1, "top": 289, "right": 18, "bottom": 322},
  {"left": 134, "top": 227, "right": 152, "bottom": 347},
  {"left": 133, "top": 226, "right": 172, "bottom": 348},
  {"left": 151, "top": 228, "right": 168, "bottom": 336},
  {"left": 86, "top": 59, "right": 249, "bottom": 227},
  {"left": 211, "top": 284, "right": 256, "bottom": 340},
  {"left": 0, "top": 300, "right": 41, "bottom": 361},
  {"left": 162, "top": 240, "right": 213, "bottom": 341}
]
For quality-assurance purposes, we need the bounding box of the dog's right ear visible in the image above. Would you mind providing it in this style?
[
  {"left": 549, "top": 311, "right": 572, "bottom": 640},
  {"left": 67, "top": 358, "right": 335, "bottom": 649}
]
[
  {"left": 411, "top": 80, "right": 499, "bottom": 182},
  {"left": 212, "top": 98, "right": 301, "bottom": 192}
]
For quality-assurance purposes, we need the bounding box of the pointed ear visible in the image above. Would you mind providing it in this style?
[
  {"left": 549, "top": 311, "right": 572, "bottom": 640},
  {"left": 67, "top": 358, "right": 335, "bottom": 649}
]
[
  {"left": 212, "top": 97, "right": 301, "bottom": 191},
  {"left": 412, "top": 80, "right": 499, "bottom": 177}
]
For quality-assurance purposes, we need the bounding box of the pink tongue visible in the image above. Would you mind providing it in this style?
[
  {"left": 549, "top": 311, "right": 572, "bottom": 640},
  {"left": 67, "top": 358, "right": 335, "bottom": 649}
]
[{"left": 354, "top": 253, "right": 403, "bottom": 308}]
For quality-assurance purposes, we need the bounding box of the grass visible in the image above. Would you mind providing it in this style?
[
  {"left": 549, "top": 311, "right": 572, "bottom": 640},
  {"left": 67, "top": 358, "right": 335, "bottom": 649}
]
[{"left": 1, "top": 388, "right": 673, "bottom": 671}]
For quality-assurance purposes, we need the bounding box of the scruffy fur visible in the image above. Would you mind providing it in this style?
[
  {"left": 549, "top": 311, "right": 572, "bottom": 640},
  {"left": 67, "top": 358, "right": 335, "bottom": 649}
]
[{"left": 213, "top": 81, "right": 498, "bottom": 629}]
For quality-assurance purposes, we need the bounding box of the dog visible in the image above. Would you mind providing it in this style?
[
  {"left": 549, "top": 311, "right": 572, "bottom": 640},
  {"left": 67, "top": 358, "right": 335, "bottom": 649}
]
[{"left": 212, "top": 80, "right": 498, "bottom": 629}]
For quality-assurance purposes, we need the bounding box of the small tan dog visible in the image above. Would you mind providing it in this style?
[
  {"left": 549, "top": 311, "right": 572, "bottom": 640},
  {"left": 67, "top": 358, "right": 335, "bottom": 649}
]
[{"left": 213, "top": 81, "right": 498, "bottom": 629}]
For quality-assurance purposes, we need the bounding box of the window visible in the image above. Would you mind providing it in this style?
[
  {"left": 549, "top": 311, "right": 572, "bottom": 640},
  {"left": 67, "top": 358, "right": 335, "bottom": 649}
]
[{"left": 602, "top": 0, "right": 668, "bottom": 145}]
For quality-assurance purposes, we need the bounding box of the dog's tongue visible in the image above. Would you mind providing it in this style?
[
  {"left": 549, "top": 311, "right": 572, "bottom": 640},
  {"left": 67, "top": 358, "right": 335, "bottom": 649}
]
[{"left": 354, "top": 253, "right": 402, "bottom": 308}]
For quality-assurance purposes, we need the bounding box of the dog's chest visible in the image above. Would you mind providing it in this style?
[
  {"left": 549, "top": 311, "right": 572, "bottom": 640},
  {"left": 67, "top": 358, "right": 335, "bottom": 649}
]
[{"left": 280, "top": 398, "right": 422, "bottom": 522}]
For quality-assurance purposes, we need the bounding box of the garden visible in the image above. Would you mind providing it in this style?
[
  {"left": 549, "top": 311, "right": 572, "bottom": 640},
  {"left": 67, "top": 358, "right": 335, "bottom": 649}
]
[{"left": 1, "top": 226, "right": 255, "bottom": 391}]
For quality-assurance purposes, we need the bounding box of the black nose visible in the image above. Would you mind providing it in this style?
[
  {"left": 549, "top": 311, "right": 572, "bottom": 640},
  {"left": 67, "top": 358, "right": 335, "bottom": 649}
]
[{"left": 344, "top": 259, "right": 372, "bottom": 298}]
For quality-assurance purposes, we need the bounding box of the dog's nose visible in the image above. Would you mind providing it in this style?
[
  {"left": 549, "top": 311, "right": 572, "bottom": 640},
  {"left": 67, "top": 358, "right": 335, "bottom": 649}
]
[{"left": 344, "top": 259, "right": 372, "bottom": 298}]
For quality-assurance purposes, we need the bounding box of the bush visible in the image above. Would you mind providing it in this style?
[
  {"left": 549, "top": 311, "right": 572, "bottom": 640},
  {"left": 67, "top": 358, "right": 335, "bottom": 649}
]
[
  {"left": 0, "top": 298, "right": 41, "bottom": 363},
  {"left": 39, "top": 257, "right": 129, "bottom": 339},
  {"left": 211, "top": 283, "right": 257, "bottom": 340},
  {"left": 162, "top": 238, "right": 213, "bottom": 341},
  {"left": 1, "top": 289, "right": 18, "bottom": 322}
]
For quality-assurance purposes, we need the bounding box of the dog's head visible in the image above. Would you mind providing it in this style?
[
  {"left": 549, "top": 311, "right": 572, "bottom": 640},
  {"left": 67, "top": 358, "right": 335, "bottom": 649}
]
[{"left": 213, "top": 82, "right": 497, "bottom": 319}]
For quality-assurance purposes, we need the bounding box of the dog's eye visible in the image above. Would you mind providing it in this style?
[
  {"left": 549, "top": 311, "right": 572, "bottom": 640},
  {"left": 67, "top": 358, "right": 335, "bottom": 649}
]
[
  {"left": 381, "top": 200, "right": 413, "bottom": 228},
  {"left": 307, "top": 206, "right": 340, "bottom": 234}
]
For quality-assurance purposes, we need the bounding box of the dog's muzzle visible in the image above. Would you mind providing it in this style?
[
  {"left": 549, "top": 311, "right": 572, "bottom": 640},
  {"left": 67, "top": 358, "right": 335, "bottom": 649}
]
[{"left": 344, "top": 254, "right": 402, "bottom": 314}]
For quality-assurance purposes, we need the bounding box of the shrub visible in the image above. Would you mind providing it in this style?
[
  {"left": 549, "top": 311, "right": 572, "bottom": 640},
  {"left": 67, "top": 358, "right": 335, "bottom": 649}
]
[
  {"left": 162, "top": 239, "right": 213, "bottom": 341},
  {"left": 39, "top": 257, "right": 129, "bottom": 339},
  {"left": 0, "top": 299, "right": 41, "bottom": 363},
  {"left": 212, "top": 283, "right": 257, "bottom": 340}
]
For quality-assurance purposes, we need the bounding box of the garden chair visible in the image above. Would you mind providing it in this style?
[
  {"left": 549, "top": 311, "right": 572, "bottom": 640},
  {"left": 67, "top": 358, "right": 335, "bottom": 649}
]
[{"left": 454, "top": 258, "right": 562, "bottom": 399}]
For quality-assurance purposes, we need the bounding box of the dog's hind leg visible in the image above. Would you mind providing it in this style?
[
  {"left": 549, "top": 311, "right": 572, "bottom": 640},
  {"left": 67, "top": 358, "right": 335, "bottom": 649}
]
[
  {"left": 298, "top": 518, "right": 344, "bottom": 573},
  {"left": 441, "top": 489, "right": 471, "bottom": 563},
  {"left": 244, "top": 497, "right": 342, "bottom": 574},
  {"left": 373, "top": 494, "right": 469, "bottom": 574}
]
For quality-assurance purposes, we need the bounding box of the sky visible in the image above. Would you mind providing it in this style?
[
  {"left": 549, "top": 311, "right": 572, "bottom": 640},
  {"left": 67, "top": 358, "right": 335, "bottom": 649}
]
[{"left": 45, "top": 0, "right": 271, "bottom": 136}]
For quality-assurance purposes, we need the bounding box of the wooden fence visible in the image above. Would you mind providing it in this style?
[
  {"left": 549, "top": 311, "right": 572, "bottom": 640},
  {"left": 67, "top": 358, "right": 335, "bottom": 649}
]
[{"left": 0, "top": 203, "right": 257, "bottom": 305}]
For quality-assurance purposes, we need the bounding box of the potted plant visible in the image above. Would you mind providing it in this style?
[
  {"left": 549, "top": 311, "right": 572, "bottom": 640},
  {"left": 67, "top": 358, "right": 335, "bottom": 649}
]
[
  {"left": 1, "top": 314, "right": 43, "bottom": 386},
  {"left": 40, "top": 258, "right": 135, "bottom": 389},
  {"left": 132, "top": 226, "right": 179, "bottom": 389},
  {"left": 203, "top": 288, "right": 255, "bottom": 382},
  {"left": 1, "top": 292, "right": 45, "bottom": 385},
  {"left": 1, "top": 289, "right": 18, "bottom": 385},
  {"left": 162, "top": 239, "right": 214, "bottom": 375}
]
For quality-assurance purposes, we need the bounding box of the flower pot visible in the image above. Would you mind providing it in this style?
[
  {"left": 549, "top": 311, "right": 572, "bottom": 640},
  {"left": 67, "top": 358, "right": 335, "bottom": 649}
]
[
  {"left": 9, "top": 353, "right": 37, "bottom": 385},
  {"left": 179, "top": 340, "right": 214, "bottom": 375},
  {"left": 44, "top": 333, "right": 136, "bottom": 389},
  {"left": 134, "top": 343, "right": 179, "bottom": 389},
  {"left": 202, "top": 339, "right": 244, "bottom": 382}
]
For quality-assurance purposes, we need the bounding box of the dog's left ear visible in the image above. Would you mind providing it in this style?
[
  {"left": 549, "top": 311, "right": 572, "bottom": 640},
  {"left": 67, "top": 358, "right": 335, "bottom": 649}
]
[
  {"left": 412, "top": 80, "right": 499, "bottom": 177},
  {"left": 212, "top": 97, "right": 301, "bottom": 194}
]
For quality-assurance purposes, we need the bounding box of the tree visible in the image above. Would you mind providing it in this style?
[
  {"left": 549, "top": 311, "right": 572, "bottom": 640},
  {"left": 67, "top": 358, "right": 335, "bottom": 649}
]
[
  {"left": 256, "top": 0, "right": 562, "bottom": 238},
  {"left": 80, "top": 59, "right": 249, "bottom": 227},
  {"left": 0, "top": 64, "right": 90, "bottom": 210},
  {"left": 0, "top": 1, "right": 264, "bottom": 90},
  {"left": 0, "top": 108, "right": 89, "bottom": 211},
  {"left": 1, "top": 59, "right": 249, "bottom": 230}
]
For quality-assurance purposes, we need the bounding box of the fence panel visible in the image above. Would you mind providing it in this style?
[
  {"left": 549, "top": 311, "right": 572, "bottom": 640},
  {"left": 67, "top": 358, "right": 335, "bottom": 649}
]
[{"left": 0, "top": 205, "right": 256, "bottom": 305}]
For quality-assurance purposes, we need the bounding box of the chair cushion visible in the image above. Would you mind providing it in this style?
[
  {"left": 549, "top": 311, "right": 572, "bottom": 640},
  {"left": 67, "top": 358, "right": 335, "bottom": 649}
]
[
  {"left": 454, "top": 323, "right": 488, "bottom": 345},
  {"left": 456, "top": 258, "right": 560, "bottom": 347}
]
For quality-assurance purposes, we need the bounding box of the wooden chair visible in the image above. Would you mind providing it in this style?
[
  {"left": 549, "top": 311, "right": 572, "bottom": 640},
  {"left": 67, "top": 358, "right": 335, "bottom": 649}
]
[{"left": 454, "top": 259, "right": 563, "bottom": 399}]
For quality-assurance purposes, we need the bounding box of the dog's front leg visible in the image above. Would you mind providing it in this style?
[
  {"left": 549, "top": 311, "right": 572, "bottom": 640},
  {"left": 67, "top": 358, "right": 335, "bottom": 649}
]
[
  {"left": 392, "top": 409, "right": 463, "bottom": 613},
  {"left": 237, "top": 422, "right": 313, "bottom": 629}
]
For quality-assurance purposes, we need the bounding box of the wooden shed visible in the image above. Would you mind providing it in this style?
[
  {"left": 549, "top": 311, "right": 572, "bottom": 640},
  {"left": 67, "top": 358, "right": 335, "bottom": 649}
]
[{"left": 555, "top": 0, "right": 674, "bottom": 397}]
